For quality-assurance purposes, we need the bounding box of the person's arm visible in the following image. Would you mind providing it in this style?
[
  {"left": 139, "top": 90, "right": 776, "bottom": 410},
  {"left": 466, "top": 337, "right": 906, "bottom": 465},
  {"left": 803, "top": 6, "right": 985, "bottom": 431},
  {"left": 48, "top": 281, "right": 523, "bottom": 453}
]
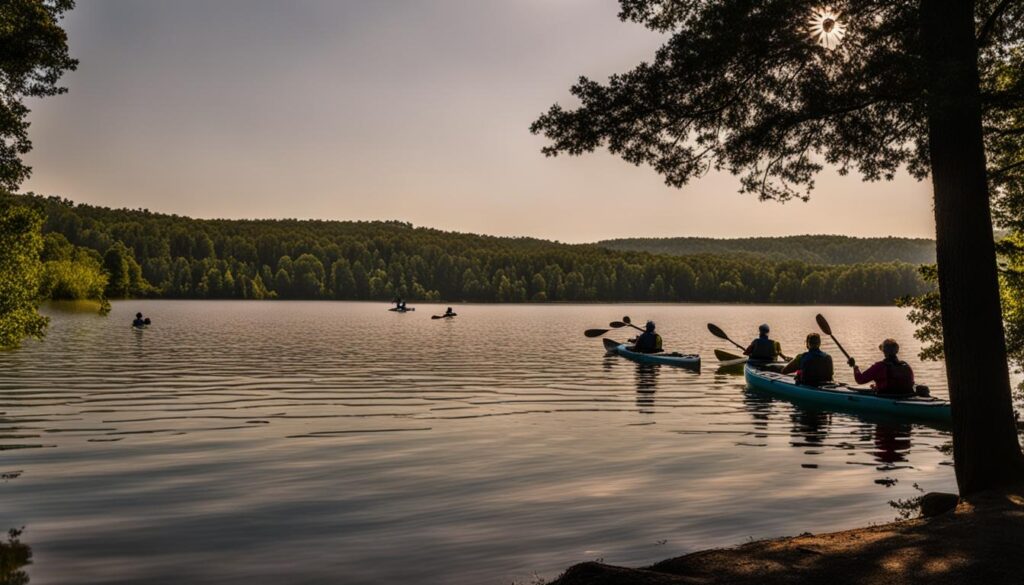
[
  {"left": 743, "top": 342, "right": 754, "bottom": 356},
  {"left": 774, "top": 341, "right": 790, "bottom": 362},
  {"left": 825, "top": 355, "right": 834, "bottom": 380},
  {"left": 781, "top": 354, "right": 802, "bottom": 374},
  {"left": 853, "top": 362, "right": 883, "bottom": 385}
]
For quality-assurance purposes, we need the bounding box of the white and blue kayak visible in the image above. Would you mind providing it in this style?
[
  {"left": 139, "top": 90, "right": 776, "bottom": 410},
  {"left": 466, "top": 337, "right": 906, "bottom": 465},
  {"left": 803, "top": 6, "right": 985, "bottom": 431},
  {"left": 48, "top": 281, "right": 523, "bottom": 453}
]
[
  {"left": 603, "top": 338, "right": 700, "bottom": 370},
  {"left": 744, "top": 363, "right": 951, "bottom": 424}
]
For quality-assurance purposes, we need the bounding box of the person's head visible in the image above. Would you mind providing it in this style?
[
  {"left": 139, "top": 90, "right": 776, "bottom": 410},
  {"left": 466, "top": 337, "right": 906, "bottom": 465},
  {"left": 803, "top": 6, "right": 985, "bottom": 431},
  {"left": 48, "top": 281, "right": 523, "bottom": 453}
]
[
  {"left": 645, "top": 320, "right": 656, "bottom": 333},
  {"left": 880, "top": 338, "right": 900, "bottom": 358},
  {"left": 758, "top": 323, "right": 770, "bottom": 336},
  {"left": 806, "top": 333, "right": 822, "bottom": 349},
  {"left": 447, "top": 307, "right": 452, "bottom": 311},
  {"left": 136, "top": 312, "right": 143, "bottom": 319}
]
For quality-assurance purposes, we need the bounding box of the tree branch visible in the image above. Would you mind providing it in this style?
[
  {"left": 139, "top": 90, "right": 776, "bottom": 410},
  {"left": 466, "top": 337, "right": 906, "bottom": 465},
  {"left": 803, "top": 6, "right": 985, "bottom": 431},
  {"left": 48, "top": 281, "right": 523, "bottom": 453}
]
[{"left": 977, "top": 0, "right": 1015, "bottom": 48}]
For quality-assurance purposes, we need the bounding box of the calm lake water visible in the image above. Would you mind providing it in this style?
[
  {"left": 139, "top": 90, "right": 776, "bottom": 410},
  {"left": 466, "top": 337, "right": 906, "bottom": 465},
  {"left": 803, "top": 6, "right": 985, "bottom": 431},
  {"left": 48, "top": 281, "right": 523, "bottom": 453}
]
[{"left": 1, "top": 301, "right": 958, "bottom": 584}]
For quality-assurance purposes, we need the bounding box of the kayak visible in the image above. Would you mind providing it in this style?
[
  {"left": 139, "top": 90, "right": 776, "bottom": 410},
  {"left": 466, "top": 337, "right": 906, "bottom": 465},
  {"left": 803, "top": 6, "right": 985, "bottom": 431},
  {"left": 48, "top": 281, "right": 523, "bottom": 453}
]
[
  {"left": 432, "top": 313, "right": 457, "bottom": 319},
  {"left": 744, "top": 363, "right": 952, "bottom": 424},
  {"left": 603, "top": 338, "right": 700, "bottom": 370},
  {"left": 388, "top": 307, "right": 415, "bottom": 312}
]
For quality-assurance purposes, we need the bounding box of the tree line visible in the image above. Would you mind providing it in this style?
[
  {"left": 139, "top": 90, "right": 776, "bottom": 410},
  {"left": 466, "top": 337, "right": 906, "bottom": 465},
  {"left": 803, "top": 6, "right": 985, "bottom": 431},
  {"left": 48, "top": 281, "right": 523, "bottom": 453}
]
[
  {"left": 598, "top": 235, "right": 937, "bottom": 265},
  {"left": 7, "top": 193, "right": 932, "bottom": 305}
]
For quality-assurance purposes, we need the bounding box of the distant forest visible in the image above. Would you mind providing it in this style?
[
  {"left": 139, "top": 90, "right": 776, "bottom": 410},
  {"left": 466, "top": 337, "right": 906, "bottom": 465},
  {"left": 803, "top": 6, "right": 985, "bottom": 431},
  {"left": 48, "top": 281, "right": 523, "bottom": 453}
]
[
  {"left": 10, "top": 194, "right": 932, "bottom": 305},
  {"left": 597, "top": 236, "right": 936, "bottom": 265}
]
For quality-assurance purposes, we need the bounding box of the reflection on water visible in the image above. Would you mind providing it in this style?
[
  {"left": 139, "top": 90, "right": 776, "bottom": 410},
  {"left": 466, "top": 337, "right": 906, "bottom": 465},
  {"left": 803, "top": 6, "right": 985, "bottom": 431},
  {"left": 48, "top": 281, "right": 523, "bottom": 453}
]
[{"left": 0, "top": 302, "right": 958, "bottom": 584}]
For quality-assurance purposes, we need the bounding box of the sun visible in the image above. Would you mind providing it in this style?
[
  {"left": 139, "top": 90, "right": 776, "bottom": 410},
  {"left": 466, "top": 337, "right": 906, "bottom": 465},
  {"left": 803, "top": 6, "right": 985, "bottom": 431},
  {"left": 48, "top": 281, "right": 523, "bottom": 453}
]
[{"left": 808, "top": 7, "right": 846, "bottom": 50}]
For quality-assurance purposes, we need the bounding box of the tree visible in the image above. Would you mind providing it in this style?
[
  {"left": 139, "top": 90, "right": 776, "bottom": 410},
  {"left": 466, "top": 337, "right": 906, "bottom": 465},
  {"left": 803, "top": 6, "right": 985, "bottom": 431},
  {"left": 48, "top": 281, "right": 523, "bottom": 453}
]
[
  {"left": 0, "top": 203, "right": 48, "bottom": 347},
  {"left": 103, "top": 243, "right": 131, "bottom": 298},
  {"left": 531, "top": 0, "right": 1024, "bottom": 494},
  {"left": 0, "top": 0, "right": 77, "bottom": 190}
]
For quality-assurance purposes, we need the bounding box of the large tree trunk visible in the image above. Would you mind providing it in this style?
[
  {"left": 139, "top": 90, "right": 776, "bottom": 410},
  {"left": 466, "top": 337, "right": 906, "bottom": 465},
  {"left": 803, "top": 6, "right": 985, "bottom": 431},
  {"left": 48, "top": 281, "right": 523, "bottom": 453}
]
[{"left": 921, "top": 0, "right": 1023, "bottom": 495}]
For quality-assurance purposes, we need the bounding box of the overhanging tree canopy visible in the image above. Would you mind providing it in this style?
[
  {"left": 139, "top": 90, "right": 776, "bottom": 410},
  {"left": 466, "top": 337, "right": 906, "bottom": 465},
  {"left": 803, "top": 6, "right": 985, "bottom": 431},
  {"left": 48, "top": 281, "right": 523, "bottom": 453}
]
[{"left": 532, "top": 0, "right": 1024, "bottom": 495}]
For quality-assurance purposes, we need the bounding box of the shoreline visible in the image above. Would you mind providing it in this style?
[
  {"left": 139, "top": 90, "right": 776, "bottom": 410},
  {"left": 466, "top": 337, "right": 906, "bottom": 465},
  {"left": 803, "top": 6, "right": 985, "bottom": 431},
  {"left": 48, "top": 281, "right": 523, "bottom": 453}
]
[{"left": 547, "top": 488, "right": 1023, "bottom": 584}]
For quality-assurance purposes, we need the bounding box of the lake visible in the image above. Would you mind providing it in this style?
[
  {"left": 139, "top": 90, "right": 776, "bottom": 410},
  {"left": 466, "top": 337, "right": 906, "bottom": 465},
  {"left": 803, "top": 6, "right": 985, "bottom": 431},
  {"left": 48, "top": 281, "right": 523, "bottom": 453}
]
[{"left": 1, "top": 301, "right": 957, "bottom": 584}]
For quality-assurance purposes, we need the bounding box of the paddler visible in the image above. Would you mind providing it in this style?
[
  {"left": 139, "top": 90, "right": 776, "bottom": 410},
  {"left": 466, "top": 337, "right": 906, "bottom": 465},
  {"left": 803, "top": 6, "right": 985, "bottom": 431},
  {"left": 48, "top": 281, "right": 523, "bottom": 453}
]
[
  {"left": 848, "top": 339, "right": 915, "bottom": 394},
  {"left": 781, "top": 333, "right": 833, "bottom": 386},
  {"left": 632, "top": 321, "right": 663, "bottom": 353},
  {"left": 132, "top": 312, "right": 150, "bottom": 328},
  {"left": 443, "top": 306, "right": 455, "bottom": 317},
  {"left": 743, "top": 323, "right": 785, "bottom": 361}
]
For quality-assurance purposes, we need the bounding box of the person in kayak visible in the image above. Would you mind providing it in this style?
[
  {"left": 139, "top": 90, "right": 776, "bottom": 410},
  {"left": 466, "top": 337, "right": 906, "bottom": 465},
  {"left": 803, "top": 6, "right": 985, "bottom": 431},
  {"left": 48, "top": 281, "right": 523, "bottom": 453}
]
[
  {"left": 782, "top": 333, "right": 834, "bottom": 386},
  {"left": 744, "top": 324, "right": 784, "bottom": 361},
  {"left": 444, "top": 306, "right": 455, "bottom": 317},
  {"left": 132, "top": 312, "right": 150, "bottom": 328},
  {"left": 632, "top": 321, "right": 663, "bottom": 353},
  {"left": 848, "top": 339, "right": 915, "bottom": 394}
]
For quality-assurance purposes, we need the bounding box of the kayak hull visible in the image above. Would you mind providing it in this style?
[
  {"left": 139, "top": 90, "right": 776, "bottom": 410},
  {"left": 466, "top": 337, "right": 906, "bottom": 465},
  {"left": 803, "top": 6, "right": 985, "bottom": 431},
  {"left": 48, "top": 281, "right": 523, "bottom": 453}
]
[
  {"left": 605, "top": 340, "right": 700, "bottom": 369},
  {"left": 744, "top": 364, "right": 952, "bottom": 424},
  {"left": 388, "top": 308, "right": 415, "bottom": 312}
]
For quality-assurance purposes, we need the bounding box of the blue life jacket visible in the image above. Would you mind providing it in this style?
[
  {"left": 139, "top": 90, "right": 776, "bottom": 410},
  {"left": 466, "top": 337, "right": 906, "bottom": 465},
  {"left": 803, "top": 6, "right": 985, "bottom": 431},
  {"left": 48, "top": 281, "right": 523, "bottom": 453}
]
[{"left": 798, "top": 348, "right": 833, "bottom": 386}]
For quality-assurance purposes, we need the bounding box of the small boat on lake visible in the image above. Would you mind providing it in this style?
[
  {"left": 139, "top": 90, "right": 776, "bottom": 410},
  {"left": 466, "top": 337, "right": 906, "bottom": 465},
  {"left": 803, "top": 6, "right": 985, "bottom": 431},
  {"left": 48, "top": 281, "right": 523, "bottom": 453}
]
[
  {"left": 744, "top": 363, "right": 951, "bottom": 424},
  {"left": 603, "top": 338, "right": 700, "bottom": 370}
]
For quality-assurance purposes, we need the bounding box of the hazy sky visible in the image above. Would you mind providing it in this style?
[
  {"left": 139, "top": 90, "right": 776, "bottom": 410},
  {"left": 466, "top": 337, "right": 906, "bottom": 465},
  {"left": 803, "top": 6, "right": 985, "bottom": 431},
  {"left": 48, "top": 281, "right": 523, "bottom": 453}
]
[{"left": 23, "top": 0, "right": 936, "bottom": 242}]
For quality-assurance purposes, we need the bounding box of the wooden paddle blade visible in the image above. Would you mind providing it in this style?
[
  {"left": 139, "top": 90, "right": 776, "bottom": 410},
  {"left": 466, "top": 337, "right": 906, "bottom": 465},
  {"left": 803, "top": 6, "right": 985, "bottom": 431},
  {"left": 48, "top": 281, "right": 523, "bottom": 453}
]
[
  {"left": 585, "top": 328, "right": 610, "bottom": 337},
  {"left": 707, "top": 323, "right": 729, "bottom": 339},
  {"left": 622, "top": 316, "right": 631, "bottom": 324},
  {"left": 815, "top": 313, "right": 832, "bottom": 335},
  {"left": 714, "top": 348, "right": 743, "bottom": 362},
  {"left": 609, "top": 321, "right": 627, "bottom": 328}
]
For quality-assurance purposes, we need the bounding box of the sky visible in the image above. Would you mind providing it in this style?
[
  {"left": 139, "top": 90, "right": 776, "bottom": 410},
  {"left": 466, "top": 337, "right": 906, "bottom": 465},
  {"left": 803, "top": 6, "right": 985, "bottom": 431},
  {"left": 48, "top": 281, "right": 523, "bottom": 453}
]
[{"left": 22, "top": 0, "right": 937, "bottom": 243}]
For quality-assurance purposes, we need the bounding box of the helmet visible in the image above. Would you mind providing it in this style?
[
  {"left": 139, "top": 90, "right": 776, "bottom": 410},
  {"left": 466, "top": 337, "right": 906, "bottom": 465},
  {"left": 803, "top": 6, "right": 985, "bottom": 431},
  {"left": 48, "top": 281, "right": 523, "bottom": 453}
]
[
  {"left": 645, "top": 320, "right": 656, "bottom": 332},
  {"left": 136, "top": 312, "right": 143, "bottom": 319},
  {"left": 759, "top": 323, "right": 770, "bottom": 334}
]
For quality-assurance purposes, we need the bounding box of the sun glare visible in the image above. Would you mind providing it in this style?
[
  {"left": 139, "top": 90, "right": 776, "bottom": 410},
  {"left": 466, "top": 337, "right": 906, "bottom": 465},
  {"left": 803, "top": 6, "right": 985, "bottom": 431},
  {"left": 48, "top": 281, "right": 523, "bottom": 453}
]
[{"left": 808, "top": 7, "right": 846, "bottom": 50}]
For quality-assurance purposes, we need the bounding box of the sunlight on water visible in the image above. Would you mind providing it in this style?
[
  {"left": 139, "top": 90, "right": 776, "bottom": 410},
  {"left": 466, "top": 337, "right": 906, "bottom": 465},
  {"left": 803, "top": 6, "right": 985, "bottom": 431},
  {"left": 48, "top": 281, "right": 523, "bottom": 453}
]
[{"left": 0, "top": 301, "right": 956, "bottom": 584}]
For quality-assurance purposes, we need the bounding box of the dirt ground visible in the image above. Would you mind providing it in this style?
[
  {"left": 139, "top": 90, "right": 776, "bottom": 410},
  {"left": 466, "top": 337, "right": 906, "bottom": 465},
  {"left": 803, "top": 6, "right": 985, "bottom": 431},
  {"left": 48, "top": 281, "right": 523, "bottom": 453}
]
[{"left": 548, "top": 488, "right": 1024, "bottom": 585}]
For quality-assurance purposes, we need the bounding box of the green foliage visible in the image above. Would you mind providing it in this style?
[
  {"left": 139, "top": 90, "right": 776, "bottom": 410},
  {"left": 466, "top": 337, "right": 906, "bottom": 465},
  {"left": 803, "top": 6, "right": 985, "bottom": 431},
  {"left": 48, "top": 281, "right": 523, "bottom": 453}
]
[
  {"left": 599, "top": 236, "right": 936, "bottom": 265},
  {"left": 531, "top": 1, "right": 1022, "bottom": 201},
  {"left": 0, "top": 0, "right": 77, "bottom": 191},
  {"left": 0, "top": 527, "right": 32, "bottom": 585},
  {"left": 0, "top": 202, "right": 48, "bottom": 348},
  {"left": 6, "top": 193, "right": 933, "bottom": 305},
  {"left": 896, "top": 266, "right": 944, "bottom": 362}
]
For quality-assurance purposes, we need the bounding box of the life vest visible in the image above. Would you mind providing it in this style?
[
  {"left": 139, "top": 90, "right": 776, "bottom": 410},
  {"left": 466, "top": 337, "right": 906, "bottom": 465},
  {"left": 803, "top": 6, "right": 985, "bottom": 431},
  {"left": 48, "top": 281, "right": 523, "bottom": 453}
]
[
  {"left": 749, "top": 337, "right": 777, "bottom": 360},
  {"left": 797, "top": 349, "right": 833, "bottom": 386},
  {"left": 635, "top": 332, "right": 663, "bottom": 353},
  {"left": 881, "top": 359, "right": 914, "bottom": 393}
]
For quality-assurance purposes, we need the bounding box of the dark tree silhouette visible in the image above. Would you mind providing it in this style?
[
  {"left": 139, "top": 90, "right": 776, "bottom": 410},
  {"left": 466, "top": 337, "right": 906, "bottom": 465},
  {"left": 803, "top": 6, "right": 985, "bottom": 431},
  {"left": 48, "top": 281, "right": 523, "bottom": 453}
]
[
  {"left": 531, "top": 0, "right": 1024, "bottom": 495},
  {"left": 0, "top": 0, "right": 77, "bottom": 190}
]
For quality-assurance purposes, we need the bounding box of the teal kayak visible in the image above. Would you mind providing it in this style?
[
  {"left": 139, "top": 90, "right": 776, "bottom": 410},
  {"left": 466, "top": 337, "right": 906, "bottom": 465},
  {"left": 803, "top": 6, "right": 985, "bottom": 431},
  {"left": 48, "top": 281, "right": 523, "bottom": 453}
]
[
  {"left": 744, "top": 364, "right": 951, "bottom": 424},
  {"left": 603, "top": 338, "right": 700, "bottom": 369}
]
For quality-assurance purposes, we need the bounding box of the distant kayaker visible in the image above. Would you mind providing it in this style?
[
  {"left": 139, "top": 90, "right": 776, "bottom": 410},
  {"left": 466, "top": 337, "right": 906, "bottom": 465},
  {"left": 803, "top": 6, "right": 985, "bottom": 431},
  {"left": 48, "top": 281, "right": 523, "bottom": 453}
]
[
  {"left": 132, "top": 312, "right": 150, "bottom": 328},
  {"left": 848, "top": 339, "right": 915, "bottom": 394},
  {"left": 744, "top": 324, "right": 784, "bottom": 361},
  {"left": 782, "top": 333, "right": 833, "bottom": 386},
  {"left": 632, "top": 321, "right": 663, "bottom": 354},
  {"left": 444, "top": 307, "right": 455, "bottom": 317}
]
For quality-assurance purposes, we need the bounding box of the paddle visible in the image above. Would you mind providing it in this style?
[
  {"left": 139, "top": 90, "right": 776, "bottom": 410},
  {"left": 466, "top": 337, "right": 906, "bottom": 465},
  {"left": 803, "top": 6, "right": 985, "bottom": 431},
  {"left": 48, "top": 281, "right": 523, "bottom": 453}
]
[
  {"left": 707, "top": 323, "right": 747, "bottom": 352},
  {"left": 714, "top": 348, "right": 744, "bottom": 362},
  {"left": 585, "top": 328, "right": 612, "bottom": 337},
  {"left": 816, "top": 313, "right": 853, "bottom": 362},
  {"left": 619, "top": 316, "right": 646, "bottom": 333}
]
